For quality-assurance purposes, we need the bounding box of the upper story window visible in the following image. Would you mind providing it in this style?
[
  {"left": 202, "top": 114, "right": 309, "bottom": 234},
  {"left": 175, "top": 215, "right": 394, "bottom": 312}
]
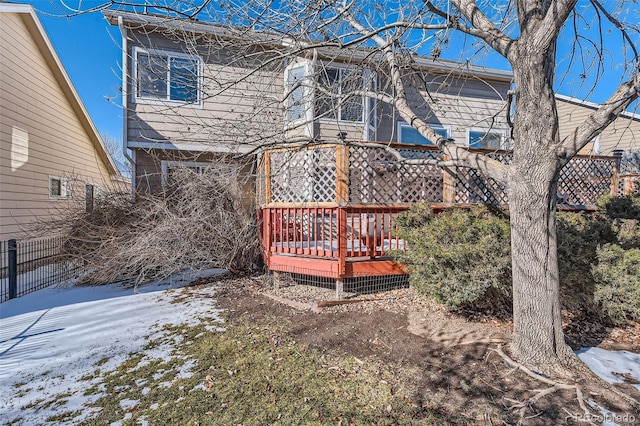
[
  {"left": 283, "top": 60, "right": 376, "bottom": 138},
  {"left": 286, "top": 66, "right": 307, "bottom": 122},
  {"left": 316, "top": 67, "right": 365, "bottom": 123},
  {"left": 398, "top": 123, "right": 449, "bottom": 145},
  {"left": 134, "top": 47, "right": 201, "bottom": 105},
  {"left": 468, "top": 128, "right": 508, "bottom": 150}
]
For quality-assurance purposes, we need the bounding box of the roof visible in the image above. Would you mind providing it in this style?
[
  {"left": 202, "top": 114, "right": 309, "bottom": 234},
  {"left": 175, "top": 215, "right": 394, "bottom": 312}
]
[
  {"left": 556, "top": 93, "right": 640, "bottom": 122},
  {"left": 0, "top": 2, "right": 123, "bottom": 179},
  {"left": 103, "top": 9, "right": 513, "bottom": 83}
]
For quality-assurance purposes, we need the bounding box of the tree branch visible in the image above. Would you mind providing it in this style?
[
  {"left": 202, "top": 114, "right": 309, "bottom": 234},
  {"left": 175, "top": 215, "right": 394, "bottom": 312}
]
[
  {"left": 559, "top": 71, "right": 640, "bottom": 160},
  {"left": 532, "top": 0, "right": 579, "bottom": 50},
  {"left": 344, "top": 9, "right": 508, "bottom": 184},
  {"left": 445, "top": 0, "right": 514, "bottom": 58},
  {"left": 589, "top": 0, "right": 639, "bottom": 62}
]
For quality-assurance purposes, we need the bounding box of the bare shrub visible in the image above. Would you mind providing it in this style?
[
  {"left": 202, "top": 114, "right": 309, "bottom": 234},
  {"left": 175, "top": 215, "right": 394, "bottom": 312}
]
[{"left": 37, "top": 166, "right": 260, "bottom": 286}]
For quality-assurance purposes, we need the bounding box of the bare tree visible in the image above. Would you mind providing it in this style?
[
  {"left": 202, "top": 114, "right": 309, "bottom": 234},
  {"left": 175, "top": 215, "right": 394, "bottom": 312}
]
[
  {"left": 100, "top": 131, "right": 130, "bottom": 169},
  {"left": 56, "top": 1, "right": 640, "bottom": 378}
]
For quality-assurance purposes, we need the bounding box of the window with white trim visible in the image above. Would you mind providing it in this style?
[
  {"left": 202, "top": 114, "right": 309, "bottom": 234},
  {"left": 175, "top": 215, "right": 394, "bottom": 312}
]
[
  {"left": 49, "top": 176, "right": 69, "bottom": 199},
  {"left": 316, "top": 67, "right": 365, "bottom": 123},
  {"left": 398, "top": 123, "right": 449, "bottom": 145},
  {"left": 285, "top": 65, "right": 307, "bottom": 122},
  {"left": 467, "top": 129, "right": 508, "bottom": 149},
  {"left": 134, "top": 47, "right": 201, "bottom": 104}
]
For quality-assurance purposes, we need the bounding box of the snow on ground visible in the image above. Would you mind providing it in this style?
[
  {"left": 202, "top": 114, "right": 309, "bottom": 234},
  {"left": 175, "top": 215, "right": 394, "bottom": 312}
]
[
  {"left": 0, "top": 269, "right": 226, "bottom": 425},
  {"left": 576, "top": 347, "right": 640, "bottom": 391},
  {"left": 2, "top": 269, "right": 639, "bottom": 424}
]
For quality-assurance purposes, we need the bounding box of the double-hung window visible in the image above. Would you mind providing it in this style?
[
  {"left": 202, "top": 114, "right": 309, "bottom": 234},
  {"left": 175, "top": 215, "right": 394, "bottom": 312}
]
[
  {"left": 467, "top": 128, "right": 508, "bottom": 150},
  {"left": 316, "top": 67, "right": 365, "bottom": 123},
  {"left": 134, "top": 47, "right": 201, "bottom": 104},
  {"left": 398, "top": 123, "right": 449, "bottom": 145}
]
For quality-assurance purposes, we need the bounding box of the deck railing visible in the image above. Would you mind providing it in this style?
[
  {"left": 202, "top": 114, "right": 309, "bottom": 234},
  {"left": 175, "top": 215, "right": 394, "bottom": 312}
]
[
  {"left": 261, "top": 205, "right": 408, "bottom": 277},
  {"left": 258, "top": 142, "right": 630, "bottom": 280},
  {"left": 258, "top": 142, "right": 623, "bottom": 208}
]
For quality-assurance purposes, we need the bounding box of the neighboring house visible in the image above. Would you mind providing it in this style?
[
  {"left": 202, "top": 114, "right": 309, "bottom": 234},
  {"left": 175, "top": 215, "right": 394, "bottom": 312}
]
[
  {"left": 104, "top": 10, "right": 514, "bottom": 194},
  {"left": 0, "top": 3, "right": 126, "bottom": 240},
  {"left": 557, "top": 94, "right": 640, "bottom": 156}
]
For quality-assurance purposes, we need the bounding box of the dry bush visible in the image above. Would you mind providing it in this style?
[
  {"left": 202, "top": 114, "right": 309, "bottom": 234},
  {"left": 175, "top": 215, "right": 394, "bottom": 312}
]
[{"left": 35, "top": 166, "right": 260, "bottom": 286}]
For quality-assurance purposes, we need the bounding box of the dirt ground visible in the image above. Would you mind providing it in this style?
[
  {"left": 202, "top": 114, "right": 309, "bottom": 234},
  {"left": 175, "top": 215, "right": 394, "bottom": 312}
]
[{"left": 204, "top": 274, "right": 640, "bottom": 425}]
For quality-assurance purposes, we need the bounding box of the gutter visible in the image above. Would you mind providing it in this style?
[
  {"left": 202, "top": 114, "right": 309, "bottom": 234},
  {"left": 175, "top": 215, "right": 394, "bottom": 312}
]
[{"left": 118, "top": 15, "right": 136, "bottom": 193}]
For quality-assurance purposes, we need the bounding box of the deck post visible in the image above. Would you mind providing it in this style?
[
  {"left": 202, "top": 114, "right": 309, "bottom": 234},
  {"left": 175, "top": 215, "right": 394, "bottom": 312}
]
[
  {"left": 442, "top": 154, "right": 456, "bottom": 203},
  {"left": 338, "top": 207, "right": 347, "bottom": 277},
  {"left": 610, "top": 150, "right": 622, "bottom": 196},
  {"left": 264, "top": 152, "right": 272, "bottom": 204},
  {"left": 622, "top": 174, "right": 639, "bottom": 196},
  {"left": 336, "top": 145, "right": 349, "bottom": 205},
  {"left": 336, "top": 278, "right": 344, "bottom": 300}
]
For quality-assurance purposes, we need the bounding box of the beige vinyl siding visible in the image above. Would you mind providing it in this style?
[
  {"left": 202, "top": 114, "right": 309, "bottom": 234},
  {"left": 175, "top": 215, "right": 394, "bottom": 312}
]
[
  {"left": 126, "top": 33, "right": 284, "bottom": 150},
  {"left": 377, "top": 73, "right": 511, "bottom": 144},
  {"left": 0, "top": 12, "right": 115, "bottom": 240},
  {"left": 557, "top": 97, "right": 640, "bottom": 155}
]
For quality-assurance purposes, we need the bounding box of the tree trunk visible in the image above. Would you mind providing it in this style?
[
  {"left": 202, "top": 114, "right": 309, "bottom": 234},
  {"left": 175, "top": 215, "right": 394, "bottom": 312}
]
[{"left": 507, "top": 43, "right": 576, "bottom": 374}]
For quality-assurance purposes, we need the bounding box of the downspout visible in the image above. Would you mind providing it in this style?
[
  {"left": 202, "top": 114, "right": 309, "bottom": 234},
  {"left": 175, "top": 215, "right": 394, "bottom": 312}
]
[{"left": 118, "top": 16, "right": 135, "bottom": 194}]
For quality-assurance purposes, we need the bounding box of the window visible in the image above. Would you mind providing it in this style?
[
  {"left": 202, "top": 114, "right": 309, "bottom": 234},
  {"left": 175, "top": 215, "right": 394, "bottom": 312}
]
[
  {"left": 316, "top": 67, "right": 365, "bottom": 123},
  {"left": 468, "top": 129, "right": 507, "bottom": 149},
  {"left": 286, "top": 66, "right": 306, "bottom": 122},
  {"left": 49, "top": 177, "right": 69, "bottom": 199},
  {"left": 134, "top": 47, "right": 201, "bottom": 104},
  {"left": 398, "top": 123, "right": 448, "bottom": 145}
]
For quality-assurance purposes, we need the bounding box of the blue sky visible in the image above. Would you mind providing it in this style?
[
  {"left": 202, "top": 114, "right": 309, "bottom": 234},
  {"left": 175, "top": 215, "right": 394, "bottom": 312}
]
[{"left": 20, "top": 0, "right": 637, "bottom": 149}]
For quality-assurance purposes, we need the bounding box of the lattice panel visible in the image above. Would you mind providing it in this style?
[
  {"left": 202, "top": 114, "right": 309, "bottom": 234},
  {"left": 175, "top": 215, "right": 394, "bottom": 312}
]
[
  {"left": 618, "top": 178, "right": 626, "bottom": 197},
  {"left": 558, "top": 157, "right": 613, "bottom": 205},
  {"left": 269, "top": 148, "right": 336, "bottom": 203},
  {"left": 349, "top": 146, "right": 443, "bottom": 204},
  {"left": 454, "top": 151, "right": 511, "bottom": 205}
]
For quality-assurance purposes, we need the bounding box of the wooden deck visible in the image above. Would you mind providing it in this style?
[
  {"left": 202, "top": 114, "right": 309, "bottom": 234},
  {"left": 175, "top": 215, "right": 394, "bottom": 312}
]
[{"left": 257, "top": 142, "right": 636, "bottom": 283}]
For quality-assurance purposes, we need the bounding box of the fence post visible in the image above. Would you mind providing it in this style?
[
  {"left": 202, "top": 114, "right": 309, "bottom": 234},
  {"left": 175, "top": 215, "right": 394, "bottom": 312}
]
[
  {"left": 610, "top": 150, "right": 623, "bottom": 196},
  {"left": 335, "top": 144, "right": 349, "bottom": 205},
  {"left": 442, "top": 154, "right": 456, "bottom": 203},
  {"left": 8, "top": 239, "right": 17, "bottom": 299}
]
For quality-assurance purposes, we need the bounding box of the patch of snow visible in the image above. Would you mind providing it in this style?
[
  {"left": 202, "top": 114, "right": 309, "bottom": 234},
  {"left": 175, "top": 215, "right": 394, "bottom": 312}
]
[
  {"left": 175, "top": 359, "right": 197, "bottom": 380},
  {"left": 0, "top": 268, "right": 226, "bottom": 425},
  {"left": 572, "top": 348, "right": 640, "bottom": 425},
  {"left": 119, "top": 398, "right": 139, "bottom": 410},
  {"left": 576, "top": 347, "right": 640, "bottom": 391},
  {"left": 191, "top": 383, "right": 207, "bottom": 392}
]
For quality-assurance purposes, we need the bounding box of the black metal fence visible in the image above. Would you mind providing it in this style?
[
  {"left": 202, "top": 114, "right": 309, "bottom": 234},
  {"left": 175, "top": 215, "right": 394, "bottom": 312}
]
[{"left": 0, "top": 237, "right": 81, "bottom": 303}]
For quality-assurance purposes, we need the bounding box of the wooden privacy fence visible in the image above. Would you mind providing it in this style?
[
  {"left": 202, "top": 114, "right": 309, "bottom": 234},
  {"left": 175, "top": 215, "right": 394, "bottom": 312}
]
[{"left": 257, "top": 142, "right": 629, "bottom": 287}]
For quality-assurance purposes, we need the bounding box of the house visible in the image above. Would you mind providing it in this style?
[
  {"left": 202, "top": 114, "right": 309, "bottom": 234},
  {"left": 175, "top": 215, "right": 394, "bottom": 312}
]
[
  {"left": 104, "top": 9, "right": 514, "bottom": 195},
  {"left": 0, "top": 3, "right": 126, "bottom": 240},
  {"left": 557, "top": 94, "right": 640, "bottom": 157},
  {"left": 104, "top": 10, "right": 633, "bottom": 297}
]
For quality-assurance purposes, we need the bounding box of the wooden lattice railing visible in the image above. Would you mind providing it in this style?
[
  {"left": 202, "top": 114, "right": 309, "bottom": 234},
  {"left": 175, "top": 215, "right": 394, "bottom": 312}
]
[
  {"left": 618, "top": 173, "right": 640, "bottom": 196},
  {"left": 258, "top": 142, "right": 622, "bottom": 208}
]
